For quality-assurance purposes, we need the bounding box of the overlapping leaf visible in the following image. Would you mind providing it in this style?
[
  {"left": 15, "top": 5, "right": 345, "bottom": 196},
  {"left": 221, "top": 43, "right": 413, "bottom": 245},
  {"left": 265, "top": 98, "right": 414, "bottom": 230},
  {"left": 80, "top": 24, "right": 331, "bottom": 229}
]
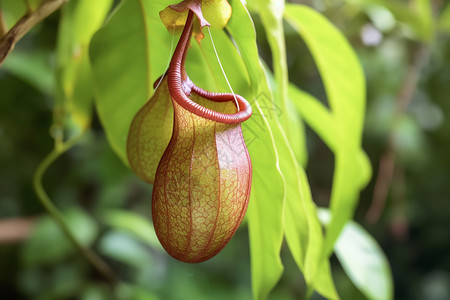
[
  {"left": 56, "top": 0, "right": 113, "bottom": 133},
  {"left": 90, "top": 0, "right": 178, "bottom": 164},
  {"left": 319, "top": 209, "right": 394, "bottom": 300},
  {"left": 439, "top": 3, "right": 450, "bottom": 32},
  {"left": 283, "top": 5, "right": 381, "bottom": 299},
  {"left": 227, "top": 1, "right": 285, "bottom": 298},
  {"left": 247, "top": 0, "right": 339, "bottom": 298}
]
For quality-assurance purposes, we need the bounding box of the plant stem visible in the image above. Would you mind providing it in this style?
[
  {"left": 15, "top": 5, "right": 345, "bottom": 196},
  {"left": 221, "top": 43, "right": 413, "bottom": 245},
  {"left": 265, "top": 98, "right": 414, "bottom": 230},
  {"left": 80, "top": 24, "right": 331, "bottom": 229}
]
[
  {"left": 33, "top": 134, "right": 119, "bottom": 288},
  {"left": 0, "top": 0, "right": 69, "bottom": 66}
]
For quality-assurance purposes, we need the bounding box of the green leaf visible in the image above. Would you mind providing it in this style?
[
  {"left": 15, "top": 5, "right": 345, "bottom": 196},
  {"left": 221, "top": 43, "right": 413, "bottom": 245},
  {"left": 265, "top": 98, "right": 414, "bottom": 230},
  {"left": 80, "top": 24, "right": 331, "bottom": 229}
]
[
  {"left": 116, "top": 283, "right": 160, "bottom": 300},
  {"left": 278, "top": 127, "right": 339, "bottom": 300},
  {"left": 249, "top": 0, "right": 307, "bottom": 166},
  {"left": 288, "top": 84, "right": 372, "bottom": 188},
  {"left": 263, "top": 65, "right": 338, "bottom": 299},
  {"left": 0, "top": 0, "right": 27, "bottom": 30},
  {"left": 284, "top": 4, "right": 369, "bottom": 258},
  {"left": 81, "top": 284, "right": 114, "bottom": 300},
  {"left": 1, "top": 49, "right": 54, "bottom": 95},
  {"left": 285, "top": 99, "right": 308, "bottom": 166},
  {"left": 189, "top": 28, "right": 250, "bottom": 94},
  {"left": 90, "top": 0, "right": 177, "bottom": 164},
  {"left": 318, "top": 209, "right": 394, "bottom": 300},
  {"left": 100, "top": 209, "right": 162, "bottom": 250},
  {"left": 227, "top": 1, "right": 285, "bottom": 299},
  {"left": 438, "top": 3, "right": 450, "bottom": 33},
  {"left": 22, "top": 208, "right": 99, "bottom": 266},
  {"left": 413, "top": 0, "right": 433, "bottom": 38},
  {"left": 27, "top": 0, "right": 44, "bottom": 11},
  {"left": 55, "top": 0, "right": 113, "bottom": 133}
]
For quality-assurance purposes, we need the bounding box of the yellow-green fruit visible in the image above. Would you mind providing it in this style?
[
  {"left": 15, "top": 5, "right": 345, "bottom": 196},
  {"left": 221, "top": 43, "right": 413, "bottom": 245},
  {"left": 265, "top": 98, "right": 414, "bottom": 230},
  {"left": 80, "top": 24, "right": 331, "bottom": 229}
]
[
  {"left": 202, "top": 0, "right": 232, "bottom": 29},
  {"left": 160, "top": 0, "right": 232, "bottom": 32}
]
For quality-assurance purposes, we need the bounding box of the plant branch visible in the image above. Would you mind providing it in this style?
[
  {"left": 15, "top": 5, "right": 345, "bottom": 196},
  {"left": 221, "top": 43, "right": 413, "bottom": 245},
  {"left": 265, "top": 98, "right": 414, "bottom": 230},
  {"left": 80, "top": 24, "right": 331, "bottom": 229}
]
[
  {"left": 33, "top": 134, "right": 119, "bottom": 288},
  {"left": 366, "top": 44, "right": 430, "bottom": 224},
  {"left": 0, "top": 0, "right": 69, "bottom": 66}
]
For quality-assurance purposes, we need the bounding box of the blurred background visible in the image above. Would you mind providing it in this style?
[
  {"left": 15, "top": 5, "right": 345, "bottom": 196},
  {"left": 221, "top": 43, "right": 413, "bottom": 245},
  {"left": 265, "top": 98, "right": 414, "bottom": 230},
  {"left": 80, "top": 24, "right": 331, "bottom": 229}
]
[{"left": 1, "top": 0, "right": 450, "bottom": 299}]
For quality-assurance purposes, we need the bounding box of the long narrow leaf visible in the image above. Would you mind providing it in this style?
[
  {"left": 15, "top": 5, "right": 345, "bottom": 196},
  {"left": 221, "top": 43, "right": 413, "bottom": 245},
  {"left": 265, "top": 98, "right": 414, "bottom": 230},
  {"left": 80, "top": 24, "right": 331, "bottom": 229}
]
[
  {"left": 227, "top": 1, "right": 286, "bottom": 299},
  {"left": 56, "top": 0, "right": 113, "bottom": 132},
  {"left": 284, "top": 4, "right": 369, "bottom": 258}
]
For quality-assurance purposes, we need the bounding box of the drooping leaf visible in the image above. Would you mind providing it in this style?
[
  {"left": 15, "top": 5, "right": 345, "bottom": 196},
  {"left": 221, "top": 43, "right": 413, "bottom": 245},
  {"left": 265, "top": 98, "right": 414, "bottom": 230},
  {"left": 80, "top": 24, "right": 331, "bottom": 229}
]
[
  {"left": 288, "top": 84, "right": 372, "bottom": 188},
  {"left": 413, "top": 0, "right": 433, "bottom": 39},
  {"left": 250, "top": 2, "right": 335, "bottom": 293},
  {"left": 277, "top": 124, "right": 339, "bottom": 300},
  {"left": 227, "top": 1, "right": 285, "bottom": 298},
  {"left": 90, "top": 0, "right": 178, "bottom": 164},
  {"left": 264, "top": 65, "right": 339, "bottom": 299},
  {"left": 56, "top": 0, "right": 113, "bottom": 133},
  {"left": 438, "top": 3, "right": 450, "bottom": 33},
  {"left": 284, "top": 4, "right": 369, "bottom": 259},
  {"left": 248, "top": 0, "right": 308, "bottom": 166},
  {"left": 319, "top": 209, "right": 394, "bottom": 300}
]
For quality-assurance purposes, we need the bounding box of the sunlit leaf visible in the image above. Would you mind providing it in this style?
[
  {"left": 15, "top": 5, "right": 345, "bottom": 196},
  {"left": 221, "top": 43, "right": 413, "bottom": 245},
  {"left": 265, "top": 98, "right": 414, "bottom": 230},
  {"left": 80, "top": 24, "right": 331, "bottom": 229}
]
[
  {"left": 247, "top": 0, "right": 307, "bottom": 167},
  {"left": 227, "top": 1, "right": 285, "bottom": 298},
  {"left": 319, "top": 209, "right": 394, "bottom": 300},
  {"left": 438, "top": 3, "right": 450, "bottom": 33},
  {"left": 413, "top": 0, "right": 433, "bottom": 39},
  {"left": 264, "top": 65, "right": 338, "bottom": 299},
  {"left": 190, "top": 28, "right": 250, "bottom": 94},
  {"left": 288, "top": 84, "right": 372, "bottom": 188},
  {"left": 90, "top": 0, "right": 178, "bottom": 164},
  {"left": 0, "top": 0, "right": 27, "bottom": 30},
  {"left": 56, "top": 0, "right": 113, "bottom": 133},
  {"left": 284, "top": 4, "right": 369, "bottom": 259},
  {"left": 277, "top": 124, "right": 339, "bottom": 300}
]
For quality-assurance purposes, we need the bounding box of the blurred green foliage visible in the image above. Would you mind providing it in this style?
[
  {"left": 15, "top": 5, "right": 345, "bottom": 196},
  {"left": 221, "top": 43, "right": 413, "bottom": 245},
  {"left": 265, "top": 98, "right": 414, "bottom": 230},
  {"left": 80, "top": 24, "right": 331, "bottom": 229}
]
[{"left": 0, "top": 0, "right": 449, "bottom": 299}]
